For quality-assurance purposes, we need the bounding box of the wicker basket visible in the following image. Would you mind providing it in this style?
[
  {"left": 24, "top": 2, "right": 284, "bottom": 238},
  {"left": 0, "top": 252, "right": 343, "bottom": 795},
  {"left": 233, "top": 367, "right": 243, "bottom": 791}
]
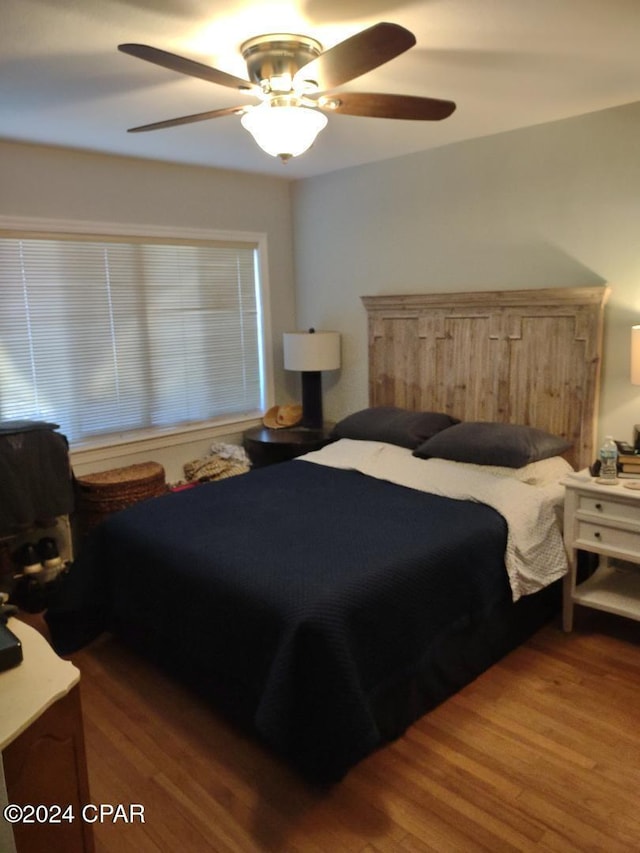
[{"left": 75, "top": 461, "right": 166, "bottom": 533}]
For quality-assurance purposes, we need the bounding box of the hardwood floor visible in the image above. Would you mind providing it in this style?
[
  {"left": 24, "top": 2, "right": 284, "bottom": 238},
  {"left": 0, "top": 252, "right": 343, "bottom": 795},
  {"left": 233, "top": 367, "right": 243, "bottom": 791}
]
[{"left": 68, "top": 610, "right": 640, "bottom": 853}]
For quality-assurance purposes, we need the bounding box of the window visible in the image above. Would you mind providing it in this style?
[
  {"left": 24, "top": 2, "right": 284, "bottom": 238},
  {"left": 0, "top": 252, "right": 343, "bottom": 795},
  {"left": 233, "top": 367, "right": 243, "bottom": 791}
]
[{"left": 0, "top": 224, "right": 270, "bottom": 446}]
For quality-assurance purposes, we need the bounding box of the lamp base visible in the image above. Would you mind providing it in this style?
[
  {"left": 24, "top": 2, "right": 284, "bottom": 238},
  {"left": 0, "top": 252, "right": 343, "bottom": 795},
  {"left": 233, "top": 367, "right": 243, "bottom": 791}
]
[{"left": 300, "top": 371, "right": 323, "bottom": 429}]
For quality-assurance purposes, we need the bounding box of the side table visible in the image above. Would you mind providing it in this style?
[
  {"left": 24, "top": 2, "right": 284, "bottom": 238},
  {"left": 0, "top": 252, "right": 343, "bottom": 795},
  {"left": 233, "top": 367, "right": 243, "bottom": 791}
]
[
  {"left": 562, "top": 473, "right": 640, "bottom": 631},
  {"left": 243, "top": 425, "right": 335, "bottom": 468}
]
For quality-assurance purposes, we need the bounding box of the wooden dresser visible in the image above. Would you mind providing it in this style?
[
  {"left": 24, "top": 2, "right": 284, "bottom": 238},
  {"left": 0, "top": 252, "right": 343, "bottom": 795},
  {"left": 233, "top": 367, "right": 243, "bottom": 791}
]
[{"left": 1, "top": 619, "right": 94, "bottom": 853}]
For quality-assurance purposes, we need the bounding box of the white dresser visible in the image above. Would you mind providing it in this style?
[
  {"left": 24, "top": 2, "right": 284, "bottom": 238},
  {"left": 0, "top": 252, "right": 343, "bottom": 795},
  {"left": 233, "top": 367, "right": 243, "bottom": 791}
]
[{"left": 562, "top": 474, "right": 640, "bottom": 631}]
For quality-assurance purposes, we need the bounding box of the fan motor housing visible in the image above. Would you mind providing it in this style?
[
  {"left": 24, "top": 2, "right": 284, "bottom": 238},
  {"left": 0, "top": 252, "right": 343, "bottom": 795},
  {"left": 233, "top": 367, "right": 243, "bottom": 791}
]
[{"left": 241, "top": 34, "right": 322, "bottom": 90}]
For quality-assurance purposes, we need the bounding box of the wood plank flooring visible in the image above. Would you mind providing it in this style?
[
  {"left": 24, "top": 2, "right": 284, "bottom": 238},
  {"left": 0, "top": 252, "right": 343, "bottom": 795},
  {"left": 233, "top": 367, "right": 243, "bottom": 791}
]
[{"left": 67, "top": 610, "right": 640, "bottom": 852}]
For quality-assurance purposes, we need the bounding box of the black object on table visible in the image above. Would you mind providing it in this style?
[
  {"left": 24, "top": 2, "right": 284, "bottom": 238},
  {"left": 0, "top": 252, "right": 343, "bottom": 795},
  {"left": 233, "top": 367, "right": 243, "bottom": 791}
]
[{"left": 243, "top": 425, "right": 335, "bottom": 468}]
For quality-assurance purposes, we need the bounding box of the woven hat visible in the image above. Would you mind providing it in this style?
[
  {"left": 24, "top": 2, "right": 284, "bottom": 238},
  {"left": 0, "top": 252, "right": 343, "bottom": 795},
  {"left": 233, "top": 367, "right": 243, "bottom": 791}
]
[{"left": 262, "top": 404, "right": 303, "bottom": 429}]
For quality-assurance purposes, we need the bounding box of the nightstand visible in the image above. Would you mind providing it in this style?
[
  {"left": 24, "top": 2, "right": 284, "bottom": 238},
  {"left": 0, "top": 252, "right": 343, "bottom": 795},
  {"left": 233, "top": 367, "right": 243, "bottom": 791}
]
[
  {"left": 243, "top": 425, "right": 335, "bottom": 468},
  {"left": 562, "top": 474, "right": 640, "bottom": 631}
]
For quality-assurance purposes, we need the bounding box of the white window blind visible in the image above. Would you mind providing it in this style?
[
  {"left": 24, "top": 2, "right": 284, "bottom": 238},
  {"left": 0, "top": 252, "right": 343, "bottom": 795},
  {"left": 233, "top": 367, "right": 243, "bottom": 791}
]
[{"left": 0, "top": 233, "right": 265, "bottom": 444}]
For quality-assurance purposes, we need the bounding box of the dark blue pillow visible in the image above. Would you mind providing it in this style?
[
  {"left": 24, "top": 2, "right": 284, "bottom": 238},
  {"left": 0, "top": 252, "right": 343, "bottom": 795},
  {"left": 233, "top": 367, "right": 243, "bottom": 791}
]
[
  {"left": 413, "top": 421, "right": 571, "bottom": 467},
  {"left": 331, "top": 407, "right": 459, "bottom": 449}
]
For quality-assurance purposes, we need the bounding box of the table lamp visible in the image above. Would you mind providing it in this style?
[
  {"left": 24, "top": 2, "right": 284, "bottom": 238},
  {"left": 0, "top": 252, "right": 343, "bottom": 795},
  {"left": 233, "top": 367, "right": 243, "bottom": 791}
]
[
  {"left": 632, "top": 326, "right": 640, "bottom": 386},
  {"left": 631, "top": 325, "right": 640, "bottom": 449},
  {"left": 283, "top": 329, "right": 340, "bottom": 428}
]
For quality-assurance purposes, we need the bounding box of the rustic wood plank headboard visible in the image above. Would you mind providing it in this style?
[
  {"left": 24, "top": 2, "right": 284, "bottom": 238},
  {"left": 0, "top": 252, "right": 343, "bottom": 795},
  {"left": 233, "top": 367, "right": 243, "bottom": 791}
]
[{"left": 361, "top": 287, "right": 609, "bottom": 470}]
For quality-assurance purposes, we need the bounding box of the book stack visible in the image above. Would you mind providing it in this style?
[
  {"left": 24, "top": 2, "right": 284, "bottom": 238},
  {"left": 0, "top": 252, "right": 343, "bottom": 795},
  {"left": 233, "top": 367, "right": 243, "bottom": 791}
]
[{"left": 618, "top": 453, "right": 640, "bottom": 478}]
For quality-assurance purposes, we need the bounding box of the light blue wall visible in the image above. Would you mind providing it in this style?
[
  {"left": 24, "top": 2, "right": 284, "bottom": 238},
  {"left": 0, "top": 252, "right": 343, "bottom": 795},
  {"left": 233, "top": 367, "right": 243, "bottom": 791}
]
[
  {"left": 3, "top": 101, "right": 640, "bottom": 461},
  {"left": 292, "top": 101, "right": 640, "bottom": 447}
]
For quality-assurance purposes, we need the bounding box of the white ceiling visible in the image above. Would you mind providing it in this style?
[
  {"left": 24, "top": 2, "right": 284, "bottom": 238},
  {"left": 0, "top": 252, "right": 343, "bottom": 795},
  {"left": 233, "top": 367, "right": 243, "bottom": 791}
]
[{"left": 2, "top": 0, "right": 640, "bottom": 180}]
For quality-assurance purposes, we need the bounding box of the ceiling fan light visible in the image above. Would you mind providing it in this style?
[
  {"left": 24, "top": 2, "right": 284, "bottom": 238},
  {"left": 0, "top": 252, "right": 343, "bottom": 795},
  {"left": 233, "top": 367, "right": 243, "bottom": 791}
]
[{"left": 241, "top": 102, "right": 327, "bottom": 161}]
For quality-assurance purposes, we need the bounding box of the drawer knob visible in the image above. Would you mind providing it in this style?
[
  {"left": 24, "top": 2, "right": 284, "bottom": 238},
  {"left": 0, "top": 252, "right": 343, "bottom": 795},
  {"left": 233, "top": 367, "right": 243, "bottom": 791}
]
[
  {"left": 595, "top": 503, "right": 603, "bottom": 511},
  {"left": 594, "top": 531, "right": 601, "bottom": 539}
]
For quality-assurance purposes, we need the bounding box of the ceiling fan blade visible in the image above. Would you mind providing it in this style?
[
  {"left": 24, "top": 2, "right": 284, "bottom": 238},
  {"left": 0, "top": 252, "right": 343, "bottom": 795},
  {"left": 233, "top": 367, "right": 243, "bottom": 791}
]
[
  {"left": 295, "top": 22, "right": 415, "bottom": 90},
  {"left": 127, "top": 105, "right": 246, "bottom": 133},
  {"left": 118, "top": 43, "right": 257, "bottom": 93},
  {"left": 321, "top": 92, "right": 456, "bottom": 121}
]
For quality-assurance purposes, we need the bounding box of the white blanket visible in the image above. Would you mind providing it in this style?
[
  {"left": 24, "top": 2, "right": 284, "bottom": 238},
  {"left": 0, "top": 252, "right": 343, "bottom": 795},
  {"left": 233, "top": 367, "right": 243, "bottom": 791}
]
[{"left": 298, "top": 439, "right": 569, "bottom": 601}]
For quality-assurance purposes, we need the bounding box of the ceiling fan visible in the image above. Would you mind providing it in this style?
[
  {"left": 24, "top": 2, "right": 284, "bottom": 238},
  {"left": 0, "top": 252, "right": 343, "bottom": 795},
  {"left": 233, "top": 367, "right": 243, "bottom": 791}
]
[{"left": 118, "top": 22, "right": 456, "bottom": 162}]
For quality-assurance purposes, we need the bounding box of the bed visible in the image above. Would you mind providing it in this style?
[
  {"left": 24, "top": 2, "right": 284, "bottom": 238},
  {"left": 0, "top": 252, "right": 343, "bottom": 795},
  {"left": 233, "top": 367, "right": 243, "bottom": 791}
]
[{"left": 46, "top": 286, "right": 608, "bottom": 783}]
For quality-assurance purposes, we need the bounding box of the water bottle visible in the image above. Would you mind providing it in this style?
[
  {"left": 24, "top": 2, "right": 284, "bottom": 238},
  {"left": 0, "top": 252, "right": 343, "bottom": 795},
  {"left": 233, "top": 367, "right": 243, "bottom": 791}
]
[{"left": 599, "top": 435, "right": 618, "bottom": 482}]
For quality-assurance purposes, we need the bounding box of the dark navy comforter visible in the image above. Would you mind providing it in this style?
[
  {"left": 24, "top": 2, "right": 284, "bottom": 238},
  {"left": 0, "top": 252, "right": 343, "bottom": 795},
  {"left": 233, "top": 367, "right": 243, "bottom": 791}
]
[{"left": 47, "top": 460, "right": 555, "bottom": 781}]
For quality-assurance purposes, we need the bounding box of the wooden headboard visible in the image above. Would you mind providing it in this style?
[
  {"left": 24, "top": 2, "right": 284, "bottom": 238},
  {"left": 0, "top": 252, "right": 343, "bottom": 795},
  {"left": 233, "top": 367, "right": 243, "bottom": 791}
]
[{"left": 361, "top": 287, "right": 609, "bottom": 470}]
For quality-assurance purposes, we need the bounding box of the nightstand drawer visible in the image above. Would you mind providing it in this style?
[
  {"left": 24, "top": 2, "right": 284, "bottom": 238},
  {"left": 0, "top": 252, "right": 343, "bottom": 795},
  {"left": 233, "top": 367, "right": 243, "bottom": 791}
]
[
  {"left": 578, "top": 494, "right": 639, "bottom": 524},
  {"left": 576, "top": 521, "right": 640, "bottom": 557}
]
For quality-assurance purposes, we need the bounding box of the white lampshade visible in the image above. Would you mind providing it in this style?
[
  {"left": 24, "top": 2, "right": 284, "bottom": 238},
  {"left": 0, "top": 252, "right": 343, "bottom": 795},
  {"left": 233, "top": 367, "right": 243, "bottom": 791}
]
[
  {"left": 241, "top": 102, "right": 328, "bottom": 161},
  {"left": 632, "top": 325, "right": 640, "bottom": 385},
  {"left": 283, "top": 330, "right": 340, "bottom": 372}
]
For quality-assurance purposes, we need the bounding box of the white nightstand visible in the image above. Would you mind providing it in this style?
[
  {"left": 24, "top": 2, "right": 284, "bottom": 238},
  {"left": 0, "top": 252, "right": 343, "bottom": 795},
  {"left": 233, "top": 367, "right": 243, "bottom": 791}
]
[{"left": 562, "top": 474, "right": 640, "bottom": 631}]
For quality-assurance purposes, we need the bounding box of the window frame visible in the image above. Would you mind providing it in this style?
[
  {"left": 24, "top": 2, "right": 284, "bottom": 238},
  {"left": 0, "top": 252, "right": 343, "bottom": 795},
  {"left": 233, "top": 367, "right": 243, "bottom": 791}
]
[{"left": 0, "top": 215, "right": 275, "bottom": 462}]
